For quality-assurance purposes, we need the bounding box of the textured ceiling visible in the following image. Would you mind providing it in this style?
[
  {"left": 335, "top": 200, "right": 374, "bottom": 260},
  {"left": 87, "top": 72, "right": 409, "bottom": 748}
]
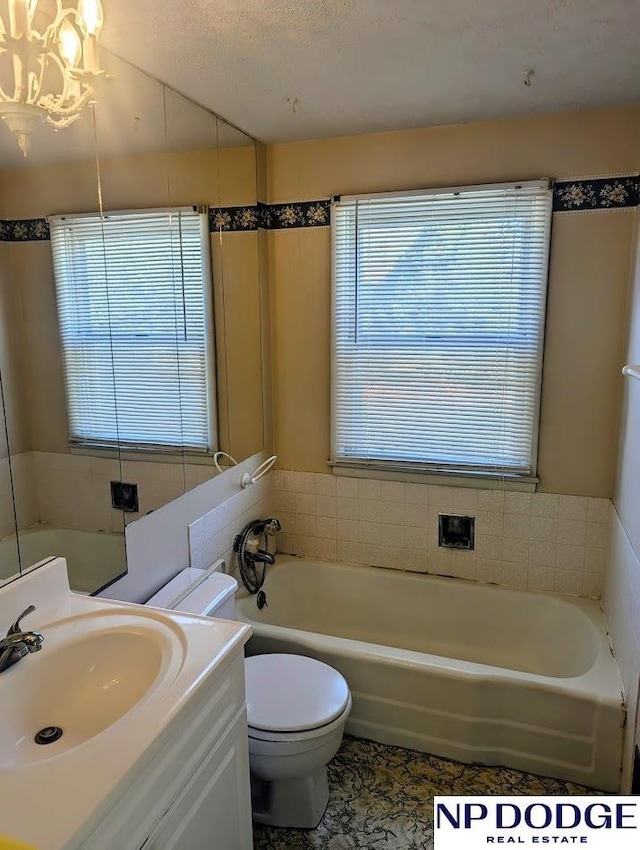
[{"left": 102, "top": 0, "right": 640, "bottom": 143}]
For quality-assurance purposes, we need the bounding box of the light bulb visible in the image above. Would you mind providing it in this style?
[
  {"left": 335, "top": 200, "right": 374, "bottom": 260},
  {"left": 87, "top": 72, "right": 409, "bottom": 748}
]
[
  {"left": 58, "top": 19, "right": 81, "bottom": 67},
  {"left": 78, "top": 0, "right": 104, "bottom": 37}
]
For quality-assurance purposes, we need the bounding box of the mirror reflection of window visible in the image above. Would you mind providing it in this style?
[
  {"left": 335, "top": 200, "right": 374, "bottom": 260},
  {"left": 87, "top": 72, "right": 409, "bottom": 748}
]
[{"left": 49, "top": 207, "right": 217, "bottom": 455}]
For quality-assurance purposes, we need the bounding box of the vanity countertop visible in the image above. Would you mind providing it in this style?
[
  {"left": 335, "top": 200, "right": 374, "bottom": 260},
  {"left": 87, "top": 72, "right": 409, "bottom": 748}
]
[{"left": 0, "top": 558, "right": 251, "bottom": 850}]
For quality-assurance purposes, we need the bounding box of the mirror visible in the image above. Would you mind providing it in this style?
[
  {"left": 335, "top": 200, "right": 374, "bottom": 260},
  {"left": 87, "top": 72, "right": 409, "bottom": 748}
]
[{"left": 0, "top": 49, "right": 266, "bottom": 593}]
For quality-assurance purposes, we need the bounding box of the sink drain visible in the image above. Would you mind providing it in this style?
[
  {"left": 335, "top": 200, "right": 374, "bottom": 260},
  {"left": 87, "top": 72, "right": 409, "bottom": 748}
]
[{"left": 35, "top": 726, "right": 63, "bottom": 745}]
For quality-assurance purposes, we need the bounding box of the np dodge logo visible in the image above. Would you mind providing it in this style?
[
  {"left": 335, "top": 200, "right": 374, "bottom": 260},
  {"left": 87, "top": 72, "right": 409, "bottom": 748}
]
[{"left": 434, "top": 797, "right": 639, "bottom": 849}]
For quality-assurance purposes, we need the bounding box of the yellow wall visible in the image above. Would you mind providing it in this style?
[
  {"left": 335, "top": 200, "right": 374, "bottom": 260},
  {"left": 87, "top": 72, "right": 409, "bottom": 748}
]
[
  {"left": 267, "top": 104, "right": 640, "bottom": 496},
  {"left": 0, "top": 144, "right": 264, "bottom": 464}
]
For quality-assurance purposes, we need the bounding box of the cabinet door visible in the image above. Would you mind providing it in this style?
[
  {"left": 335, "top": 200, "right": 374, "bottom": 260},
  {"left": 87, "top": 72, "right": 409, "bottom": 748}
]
[{"left": 145, "top": 711, "right": 253, "bottom": 850}]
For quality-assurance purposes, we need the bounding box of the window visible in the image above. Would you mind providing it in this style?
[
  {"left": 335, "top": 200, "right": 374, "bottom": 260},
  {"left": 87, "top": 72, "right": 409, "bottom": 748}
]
[
  {"left": 331, "top": 181, "right": 553, "bottom": 481},
  {"left": 49, "top": 207, "right": 216, "bottom": 453}
]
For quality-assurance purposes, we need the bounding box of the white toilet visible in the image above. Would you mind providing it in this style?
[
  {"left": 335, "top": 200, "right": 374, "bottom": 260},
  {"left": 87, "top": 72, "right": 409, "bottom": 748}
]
[{"left": 146, "top": 565, "right": 352, "bottom": 829}]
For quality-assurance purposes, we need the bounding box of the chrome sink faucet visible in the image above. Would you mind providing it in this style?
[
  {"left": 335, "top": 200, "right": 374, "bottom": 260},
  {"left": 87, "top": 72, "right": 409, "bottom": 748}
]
[{"left": 0, "top": 605, "right": 44, "bottom": 673}]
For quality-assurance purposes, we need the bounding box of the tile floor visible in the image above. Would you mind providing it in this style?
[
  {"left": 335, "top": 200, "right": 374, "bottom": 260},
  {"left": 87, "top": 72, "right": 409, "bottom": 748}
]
[{"left": 253, "top": 736, "right": 601, "bottom": 850}]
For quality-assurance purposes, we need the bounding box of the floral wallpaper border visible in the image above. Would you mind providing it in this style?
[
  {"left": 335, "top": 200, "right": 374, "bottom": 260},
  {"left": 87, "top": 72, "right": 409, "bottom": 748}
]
[
  {"left": 553, "top": 174, "right": 639, "bottom": 213},
  {"left": 1, "top": 176, "right": 637, "bottom": 241},
  {"left": 0, "top": 218, "right": 50, "bottom": 241}
]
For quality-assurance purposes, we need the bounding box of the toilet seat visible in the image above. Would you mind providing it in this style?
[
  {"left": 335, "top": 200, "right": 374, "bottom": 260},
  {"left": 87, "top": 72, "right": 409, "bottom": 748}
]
[
  {"left": 248, "top": 694, "right": 352, "bottom": 744},
  {"left": 245, "top": 654, "right": 350, "bottom": 734}
]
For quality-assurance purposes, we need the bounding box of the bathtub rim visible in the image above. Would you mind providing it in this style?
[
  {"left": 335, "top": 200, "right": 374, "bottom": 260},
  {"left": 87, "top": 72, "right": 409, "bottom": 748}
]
[{"left": 235, "top": 556, "right": 624, "bottom": 707}]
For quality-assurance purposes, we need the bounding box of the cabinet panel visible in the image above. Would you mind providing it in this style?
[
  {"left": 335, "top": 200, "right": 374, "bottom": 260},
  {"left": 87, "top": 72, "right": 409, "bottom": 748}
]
[{"left": 146, "top": 710, "right": 252, "bottom": 850}]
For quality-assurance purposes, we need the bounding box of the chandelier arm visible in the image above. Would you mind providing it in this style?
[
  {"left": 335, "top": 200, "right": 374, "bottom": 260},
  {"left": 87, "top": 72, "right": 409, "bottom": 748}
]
[{"left": 0, "top": 0, "right": 105, "bottom": 155}]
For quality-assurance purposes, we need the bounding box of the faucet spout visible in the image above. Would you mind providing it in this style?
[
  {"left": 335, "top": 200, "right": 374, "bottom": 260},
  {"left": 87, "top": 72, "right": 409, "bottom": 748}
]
[
  {"left": 0, "top": 605, "right": 44, "bottom": 674},
  {"left": 252, "top": 549, "right": 275, "bottom": 565}
]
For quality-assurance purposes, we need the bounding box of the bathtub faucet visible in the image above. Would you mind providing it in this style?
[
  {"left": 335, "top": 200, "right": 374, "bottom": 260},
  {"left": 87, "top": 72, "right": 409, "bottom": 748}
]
[
  {"left": 252, "top": 518, "right": 282, "bottom": 537},
  {"left": 0, "top": 605, "right": 44, "bottom": 674}
]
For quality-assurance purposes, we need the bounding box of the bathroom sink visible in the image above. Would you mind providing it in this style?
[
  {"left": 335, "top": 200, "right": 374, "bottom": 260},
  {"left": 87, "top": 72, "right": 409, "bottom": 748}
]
[
  {"left": 0, "top": 614, "right": 185, "bottom": 768},
  {"left": 0, "top": 557, "right": 251, "bottom": 850}
]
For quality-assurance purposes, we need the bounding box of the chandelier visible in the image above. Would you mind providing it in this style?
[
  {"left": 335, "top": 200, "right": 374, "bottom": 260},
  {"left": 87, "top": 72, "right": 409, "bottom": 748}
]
[{"left": 0, "top": 0, "right": 104, "bottom": 156}]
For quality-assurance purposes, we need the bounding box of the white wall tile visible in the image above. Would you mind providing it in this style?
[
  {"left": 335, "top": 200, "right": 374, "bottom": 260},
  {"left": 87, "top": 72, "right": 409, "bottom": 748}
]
[
  {"left": 452, "top": 487, "right": 478, "bottom": 513},
  {"left": 314, "top": 473, "right": 336, "bottom": 496},
  {"left": 504, "top": 492, "right": 531, "bottom": 515},
  {"left": 558, "top": 495, "right": 588, "bottom": 521},
  {"left": 587, "top": 497, "right": 610, "bottom": 524},
  {"left": 501, "top": 562, "right": 527, "bottom": 588},
  {"left": 337, "top": 497, "right": 359, "bottom": 520},
  {"left": 405, "top": 548, "right": 428, "bottom": 573},
  {"left": 556, "top": 544, "right": 585, "bottom": 570},
  {"left": 316, "top": 516, "right": 337, "bottom": 539},
  {"left": 295, "top": 492, "right": 316, "bottom": 515},
  {"left": 582, "top": 572, "right": 603, "bottom": 598},
  {"left": 358, "top": 499, "right": 382, "bottom": 523},
  {"left": 530, "top": 492, "right": 559, "bottom": 517},
  {"left": 428, "top": 485, "right": 454, "bottom": 509},
  {"left": 358, "top": 479, "right": 381, "bottom": 500},
  {"left": 316, "top": 538, "right": 337, "bottom": 561},
  {"left": 381, "top": 501, "right": 404, "bottom": 525},
  {"left": 296, "top": 514, "right": 316, "bottom": 537},
  {"left": 294, "top": 472, "right": 316, "bottom": 494},
  {"left": 381, "top": 523, "right": 404, "bottom": 547},
  {"left": 476, "top": 511, "right": 504, "bottom": 536},
  {"left": 337, "top": 518, "right": 359, "bottom": 542},
  {"left": 529, "top": 540, "right": 556, "bottom": 567},
  {"left": 476, "top": 535, "right": 504, "bottom": 560},
  {"left": 315, "top": 495, "right": 337, "bottom": 517},
  {"left": 478, "top": 490, "right": 504, "bottom": 513},
  {"left": 336, "top": 477, "right": 359, "bottom": 498},
  {"left": 380, "top": 481, "right": 404, "bottom": 502},
  {"left": 404, "top": 525, "right": 427, "bottom": 550},
  {"left": 380, "top": 546, "right": 406, "bottom": 570},
  {"left": 586, "top": 521, "right": 609, "bottom": 549},
  {"left": 358, "top": 543, "right": 382, "bottom": 567},
  {"left": 403, "top": 503, "right": 426, "bottom": 527},
  {"left": 476, "top": 558, "right": 502, "bottom": 583},
  {"left": 554, "top": 570, "right": 583, "bottom": 596},
  {"left": 528, "top": 567, "right": 556, "bottom": 591},
  {"left": 503, "top": 538, "right": 529, "bottom": 564},
  {"left": 558, "top": 518, "right": 587, "bottom": 547},
  {"left": 358, "top": 521, "right": 380, "bottom": 545},
  {"left": 337, "top": 540, "right": 359, "bottom": 563},
  {"left": 503, "top": 513, "right": 531, "bottom": 540},
  {"left": 530, "top": 515, "right": 558, "bottom": 543},
  {"left": 404, "top": 482, "right": 428, "bottom": 505}
]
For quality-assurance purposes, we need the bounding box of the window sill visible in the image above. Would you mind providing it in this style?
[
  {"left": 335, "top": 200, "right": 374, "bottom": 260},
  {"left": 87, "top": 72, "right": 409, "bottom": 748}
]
[
  {"left": 328, "top": 461, "right": 538, "bottom": 492},
  {"left": 70, "top": 445, "right": 219, "bottom": 467}
]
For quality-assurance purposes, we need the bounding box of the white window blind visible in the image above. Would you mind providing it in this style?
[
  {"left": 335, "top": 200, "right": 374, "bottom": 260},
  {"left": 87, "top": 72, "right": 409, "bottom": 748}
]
[
  {"left": 331, "top": 181, "right": 553, "bottom": 479},
  {"left": 49, "top": 207, "right": 216, "bottom": 453}
]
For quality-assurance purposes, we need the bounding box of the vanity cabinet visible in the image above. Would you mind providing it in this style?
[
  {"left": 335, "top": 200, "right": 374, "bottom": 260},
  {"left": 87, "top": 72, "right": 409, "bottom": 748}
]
[
  {"left": 143, "top": 711, "right": 252, "bottom": 849},
  {"left": 77, "top": 652, "right": 253, "bottom": 850}
]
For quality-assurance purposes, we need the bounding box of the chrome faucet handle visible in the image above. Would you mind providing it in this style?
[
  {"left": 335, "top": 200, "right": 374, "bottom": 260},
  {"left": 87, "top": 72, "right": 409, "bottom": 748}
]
[{"left": 7, "top": 605, "right": 36, "bottom": 636}]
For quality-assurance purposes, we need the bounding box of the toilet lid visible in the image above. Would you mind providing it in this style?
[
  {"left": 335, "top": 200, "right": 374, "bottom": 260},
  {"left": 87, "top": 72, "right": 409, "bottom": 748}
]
[{"left": 245, "top": 654, "right": 350, "bottom": 733}]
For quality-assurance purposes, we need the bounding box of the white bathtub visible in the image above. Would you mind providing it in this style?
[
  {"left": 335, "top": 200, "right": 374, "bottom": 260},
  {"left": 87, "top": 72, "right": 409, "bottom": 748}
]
[
  {"left": 0, "top": 526, "right": 126, "bottom": 593},
  {"left": 236, "top": 557, "right": 625, "bottom": 792}
]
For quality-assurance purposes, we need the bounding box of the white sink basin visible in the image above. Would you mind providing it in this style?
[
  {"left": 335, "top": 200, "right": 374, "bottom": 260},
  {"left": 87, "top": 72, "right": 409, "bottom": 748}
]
[{"left": 0, "top": 612, "right": 186, "bottom": 767}]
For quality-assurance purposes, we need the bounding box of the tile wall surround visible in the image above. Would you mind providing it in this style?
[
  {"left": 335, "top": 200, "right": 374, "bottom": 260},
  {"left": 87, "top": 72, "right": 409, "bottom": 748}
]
[
  {"left": 1, "top": 450, "right": 227, "bottom": 537},
  {"left": 187, "top": 476, "right": 271, "bottom": 574},
  {"left": 272, "top": 470, "right": 611, "bottom": 599},
  {"left": 102, "top": 451, "right": 271, "bottom": 603}
]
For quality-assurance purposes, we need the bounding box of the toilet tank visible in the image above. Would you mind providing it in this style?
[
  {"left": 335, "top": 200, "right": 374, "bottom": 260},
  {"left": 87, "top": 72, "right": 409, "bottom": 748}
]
[{"left": 146, "top": 565, "right": 238, "bottom": 620}]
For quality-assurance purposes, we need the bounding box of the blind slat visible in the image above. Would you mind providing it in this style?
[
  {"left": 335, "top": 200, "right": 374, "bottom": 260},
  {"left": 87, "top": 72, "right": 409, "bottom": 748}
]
[{"left": 331, "top": 183, "right": 552, "bottom": 476}]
